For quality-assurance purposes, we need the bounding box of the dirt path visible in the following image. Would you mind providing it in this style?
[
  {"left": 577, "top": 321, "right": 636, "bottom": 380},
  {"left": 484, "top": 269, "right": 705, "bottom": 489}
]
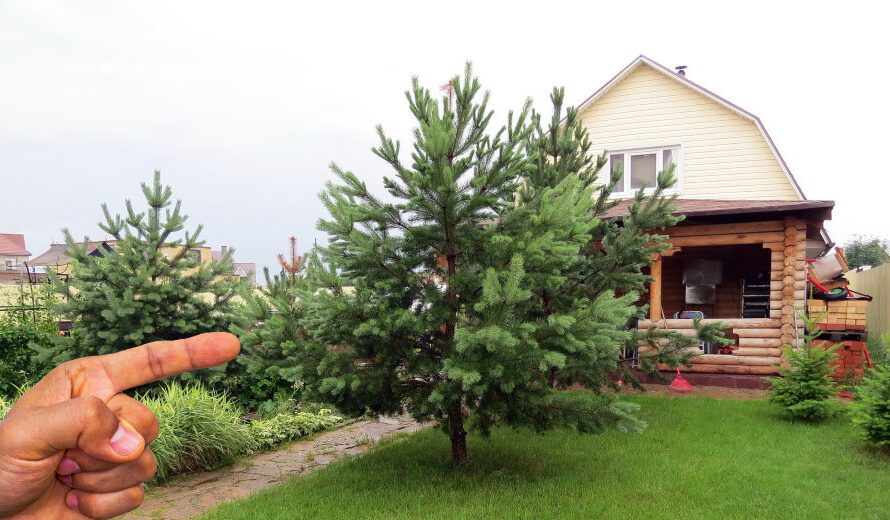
[{"left": 123, "top": 416, "right": 423, "bottom": 520}]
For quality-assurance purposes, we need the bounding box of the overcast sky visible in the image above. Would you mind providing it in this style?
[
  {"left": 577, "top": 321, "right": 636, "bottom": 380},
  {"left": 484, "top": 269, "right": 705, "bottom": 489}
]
[{"left": 2, "top": 1, "right": 888, "bottom": 272}]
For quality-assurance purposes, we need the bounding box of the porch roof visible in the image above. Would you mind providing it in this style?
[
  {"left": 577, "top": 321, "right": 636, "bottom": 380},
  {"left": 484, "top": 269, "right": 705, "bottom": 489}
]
[{"left": 603, "top": 198, "right": 834, "bottom": 221}]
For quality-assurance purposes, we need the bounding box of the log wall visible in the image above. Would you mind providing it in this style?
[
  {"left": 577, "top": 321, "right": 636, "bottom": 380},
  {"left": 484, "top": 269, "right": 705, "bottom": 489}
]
[{"left": 641, "top": 219, "right": 808, "bottom": 376}]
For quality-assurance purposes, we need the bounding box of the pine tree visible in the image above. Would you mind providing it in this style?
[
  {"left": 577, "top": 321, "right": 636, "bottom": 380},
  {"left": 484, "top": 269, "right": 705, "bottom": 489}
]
[
  {"left": 296, "top": 65, "right": 694, "bottom": 464},
  {"left": 516, "top": 88, "right": 708, "bottom": 387},
  {"left": 231, "top": 240, "right": 318, "bottom": 408},
  {"left": 35, "top": 172, "right": 242, "bottom": 373}
]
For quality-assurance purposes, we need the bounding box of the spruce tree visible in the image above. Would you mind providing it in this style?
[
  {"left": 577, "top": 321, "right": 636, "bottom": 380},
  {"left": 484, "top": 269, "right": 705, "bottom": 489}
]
[
  {"left": 35, "top": 172, "right": 241, "bottom": 371},
  {"left": 297, "top": 65, "right": 695, "bottom": 464}
]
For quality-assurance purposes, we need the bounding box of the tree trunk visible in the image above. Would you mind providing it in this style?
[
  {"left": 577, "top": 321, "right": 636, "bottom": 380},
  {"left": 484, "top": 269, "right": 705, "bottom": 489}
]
[{"left": 448, "top": 402, "right": 468, "bottom": 465}]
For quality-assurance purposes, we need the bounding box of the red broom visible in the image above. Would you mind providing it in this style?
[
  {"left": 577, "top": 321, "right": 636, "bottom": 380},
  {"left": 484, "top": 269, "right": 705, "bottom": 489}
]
[{"left": 670, "top": 368, "right": 693, "bottom": 393}]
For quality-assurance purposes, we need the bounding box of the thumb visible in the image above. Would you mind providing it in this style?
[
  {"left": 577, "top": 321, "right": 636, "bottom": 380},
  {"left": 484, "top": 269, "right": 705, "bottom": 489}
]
[{"left": 11, "top": 396, "right": 145, "bottom": 463}]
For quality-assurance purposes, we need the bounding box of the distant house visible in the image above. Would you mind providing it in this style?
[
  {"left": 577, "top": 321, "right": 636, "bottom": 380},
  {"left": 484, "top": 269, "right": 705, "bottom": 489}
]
[
  {"left": 29, "top": 241, "right": 116, "bottom": 276},
  {"left": 577, "top": 56, "right": 834, "bottom": 380},
  {"left": 0, "top": 233, "right": 31, "bottom": 284},
  {"left": 212, "top": 246, "right": 256, "bottom": 286}
]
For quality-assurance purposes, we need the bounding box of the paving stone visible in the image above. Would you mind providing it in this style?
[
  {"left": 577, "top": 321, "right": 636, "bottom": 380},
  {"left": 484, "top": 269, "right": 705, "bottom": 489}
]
[{"left": 121, "top": 416, "right": 424, "bottom": 520}]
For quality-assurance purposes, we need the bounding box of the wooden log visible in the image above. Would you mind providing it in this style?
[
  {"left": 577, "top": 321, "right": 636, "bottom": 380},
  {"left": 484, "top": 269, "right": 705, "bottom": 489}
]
[
  {"left": 764, "top": 241, "right": 785, "bottom": 251},
  {"left": 770, "top": 280, "right": 784, "bottom": 291},
  {"left": 770, "top": 310, "right": 782, "bottom": 319},
  {"left": 770, "top": 300, "right": 782, "bottom": 310},
  {"left": 638, "top": 318, "right": 782, "bottom": 329},
  {"left": 734, "top": 328, "right": 783, "bottom": 338},
  {"left": 771, "top": 261, "right": 784, "bottom": 271},
  {"left": 668, "top": 221, "right": 785, "bottom": 237},
  {"left": 668, "top": 231, "right": 786, "bottom": 248},
  {"left": 658, "top": 363, "right": 780, "bottom": 375},
  {"left": 738, "top": 337, "right": 783, "bottom": 348},
  {"left": 783, "top": 245, "right": 796, "bottom": 257},
  {"left": 692, "top": 355, "right": 779, "bottom": 366},
  {"left": 649, "top": 257, "right": 662, "bottom": 321},
  {"left": 734, "top": 347, "right": 783, "bottom": 356}
]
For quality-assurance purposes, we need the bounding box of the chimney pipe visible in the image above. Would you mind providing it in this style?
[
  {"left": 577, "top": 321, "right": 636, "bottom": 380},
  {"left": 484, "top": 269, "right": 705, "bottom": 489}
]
[
  {"left": 221, "top": 245, "right": 228, "bottom": 255},
  {"left": 675, "top": 65, "right": 687, "bottom": 77}
]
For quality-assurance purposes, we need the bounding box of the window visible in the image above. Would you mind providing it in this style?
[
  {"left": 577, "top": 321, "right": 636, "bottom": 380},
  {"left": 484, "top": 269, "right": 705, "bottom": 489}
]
[
  {"left": 608, "top": 145, "right": 680, "bottom": 195},
  {"left": 4, "top": 260, "right": 13, "bottom": 270},
  {"left": 187, "top": 249, "right": 201, "bottom": 264}
]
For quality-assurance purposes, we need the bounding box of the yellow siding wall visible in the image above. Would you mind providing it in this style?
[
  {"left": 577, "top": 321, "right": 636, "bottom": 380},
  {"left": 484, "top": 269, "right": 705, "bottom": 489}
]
[{"left": 580, "top": 64, "right": 800, "bottom": 200}]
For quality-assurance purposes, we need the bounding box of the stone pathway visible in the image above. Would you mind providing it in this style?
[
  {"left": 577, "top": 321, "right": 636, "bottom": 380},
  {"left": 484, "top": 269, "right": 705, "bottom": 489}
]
[{"left": 124, "top": 416, "right": 424, "bottom": 520}]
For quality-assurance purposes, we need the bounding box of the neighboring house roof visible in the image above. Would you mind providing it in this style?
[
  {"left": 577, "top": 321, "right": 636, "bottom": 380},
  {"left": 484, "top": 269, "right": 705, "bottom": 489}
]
[
  {"left": 0, "top": 234, "right": 30, "bottom": 256},
  {"left": 573, "top": 55, "right": 806, "bottom": 200},
  {"left": 29, "top": 241, "right": 115, "bottom": 267},
  {"left": 234, "top": 263, "right": 256, "bottom": 276},
  {"left": 604, "top": 198, "right": 834, "bottom": 221}
]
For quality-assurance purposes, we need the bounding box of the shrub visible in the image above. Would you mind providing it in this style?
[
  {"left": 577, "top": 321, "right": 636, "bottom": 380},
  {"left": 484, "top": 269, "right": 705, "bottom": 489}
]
[
  {"left": 769, "top": 325, "right": 839, "bottom": 422},
  {"left": 0, "top": 285, "right": 57, "bottom": 396},
  {"left": 247, "top": 408, "right": 343, "bottom": 454},
  {"left": 141, "top": 383, "right": 252, "bottom": 483},
  {"left": 851, "top": 365, "right": 890, "bottom": 447}
]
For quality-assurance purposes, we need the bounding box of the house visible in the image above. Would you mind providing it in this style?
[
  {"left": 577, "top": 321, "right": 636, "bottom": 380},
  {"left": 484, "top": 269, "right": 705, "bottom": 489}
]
[
  {"left": 29, "top": 240, "right": 116, "bottom": 277},
  {"left": 212, "top": 246, "right": 256, "bottom": 286},
  {"left": 0, "top": 233, "right": 31, "bottom": 284},
  {"left": 578, "top": 56, "right": 834, "bottom": 383}
]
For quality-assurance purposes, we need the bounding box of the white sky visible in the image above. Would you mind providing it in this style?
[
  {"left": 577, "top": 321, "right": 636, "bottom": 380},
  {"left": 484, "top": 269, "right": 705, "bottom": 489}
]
[{"left": 2, "top": 1, "right": 888, "bottom": 272}]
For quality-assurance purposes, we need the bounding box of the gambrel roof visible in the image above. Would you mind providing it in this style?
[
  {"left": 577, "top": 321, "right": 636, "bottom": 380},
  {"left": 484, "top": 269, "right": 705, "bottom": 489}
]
[{"left": 573, "top": 55, "right": 805, "bottom": 199}]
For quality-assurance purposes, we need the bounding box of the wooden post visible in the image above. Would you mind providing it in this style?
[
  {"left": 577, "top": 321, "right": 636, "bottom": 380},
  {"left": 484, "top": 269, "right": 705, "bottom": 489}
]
[{"left": 649, "top": 255, "right": 663, "bottom": 321}]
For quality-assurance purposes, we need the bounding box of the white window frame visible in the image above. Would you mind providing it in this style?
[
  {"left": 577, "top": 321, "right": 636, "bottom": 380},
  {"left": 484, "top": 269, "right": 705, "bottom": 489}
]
[{"left": 606, "top": 144, "right": 682, "bottom": 197}]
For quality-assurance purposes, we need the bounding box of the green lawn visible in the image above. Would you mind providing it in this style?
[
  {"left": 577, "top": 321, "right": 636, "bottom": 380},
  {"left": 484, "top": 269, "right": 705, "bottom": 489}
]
[{"left": 201, "top": 395, "right": 890, "bottom": 519}]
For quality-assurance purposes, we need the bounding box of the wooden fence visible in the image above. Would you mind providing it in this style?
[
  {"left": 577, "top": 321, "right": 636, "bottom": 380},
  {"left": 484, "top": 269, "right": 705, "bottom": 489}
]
[{"left": 846, "top": 263, "right": 890, "bottom": 337}]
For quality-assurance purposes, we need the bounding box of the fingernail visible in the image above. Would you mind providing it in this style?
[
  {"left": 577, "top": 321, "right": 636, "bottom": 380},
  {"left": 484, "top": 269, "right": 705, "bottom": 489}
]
[
  {"left": 110, "top": 422, "right": 141, "bottom": 456},
  {"left": 58, "top": 457, "right": 82, "bottom": 475},
  {"left": 66, "top": 492, "right": 79, "bottom": 511},
  {"left": 59, "top": 474, "right": 73, "bottom": 486}
]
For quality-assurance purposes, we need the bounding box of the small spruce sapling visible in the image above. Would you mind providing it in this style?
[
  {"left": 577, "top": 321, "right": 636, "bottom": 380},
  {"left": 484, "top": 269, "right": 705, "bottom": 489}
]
[
  {"left": 851, "top": 364, "right": 890, "bottom": 447},
  {"left": 768, "top": 314, "right": 839, "bottom": 421}
]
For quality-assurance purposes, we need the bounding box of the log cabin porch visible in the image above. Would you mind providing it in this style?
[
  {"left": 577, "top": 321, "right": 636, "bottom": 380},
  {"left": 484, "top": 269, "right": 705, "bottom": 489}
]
[{"left": 606, "top": 199, "right": 835, "bottom": 382}]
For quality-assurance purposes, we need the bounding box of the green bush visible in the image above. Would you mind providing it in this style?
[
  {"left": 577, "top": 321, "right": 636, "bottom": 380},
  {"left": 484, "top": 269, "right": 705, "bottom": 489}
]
[
  {"left": 247, "top": 408, "right": 342, "bottom": 454},
  {"left": 0, "top": 380, "right": 344, "bottom": 484},
  {"left": 141, "top": 383, "right": 253, "bottom": 483},
  {"left": 768, "top": 321, "right": 839, "bottom": 422},
  {"left": 0, "top": 285, "right": 57, "bottom": 396},
  {"left": 851, "top": 365, "right": 890, "bottom": 447}
]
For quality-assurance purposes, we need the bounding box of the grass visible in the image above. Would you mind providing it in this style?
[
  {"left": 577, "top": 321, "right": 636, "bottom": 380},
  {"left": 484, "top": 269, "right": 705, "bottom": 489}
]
[{"left": 200, "top": 394, "right": 890, "bottom": 520}]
